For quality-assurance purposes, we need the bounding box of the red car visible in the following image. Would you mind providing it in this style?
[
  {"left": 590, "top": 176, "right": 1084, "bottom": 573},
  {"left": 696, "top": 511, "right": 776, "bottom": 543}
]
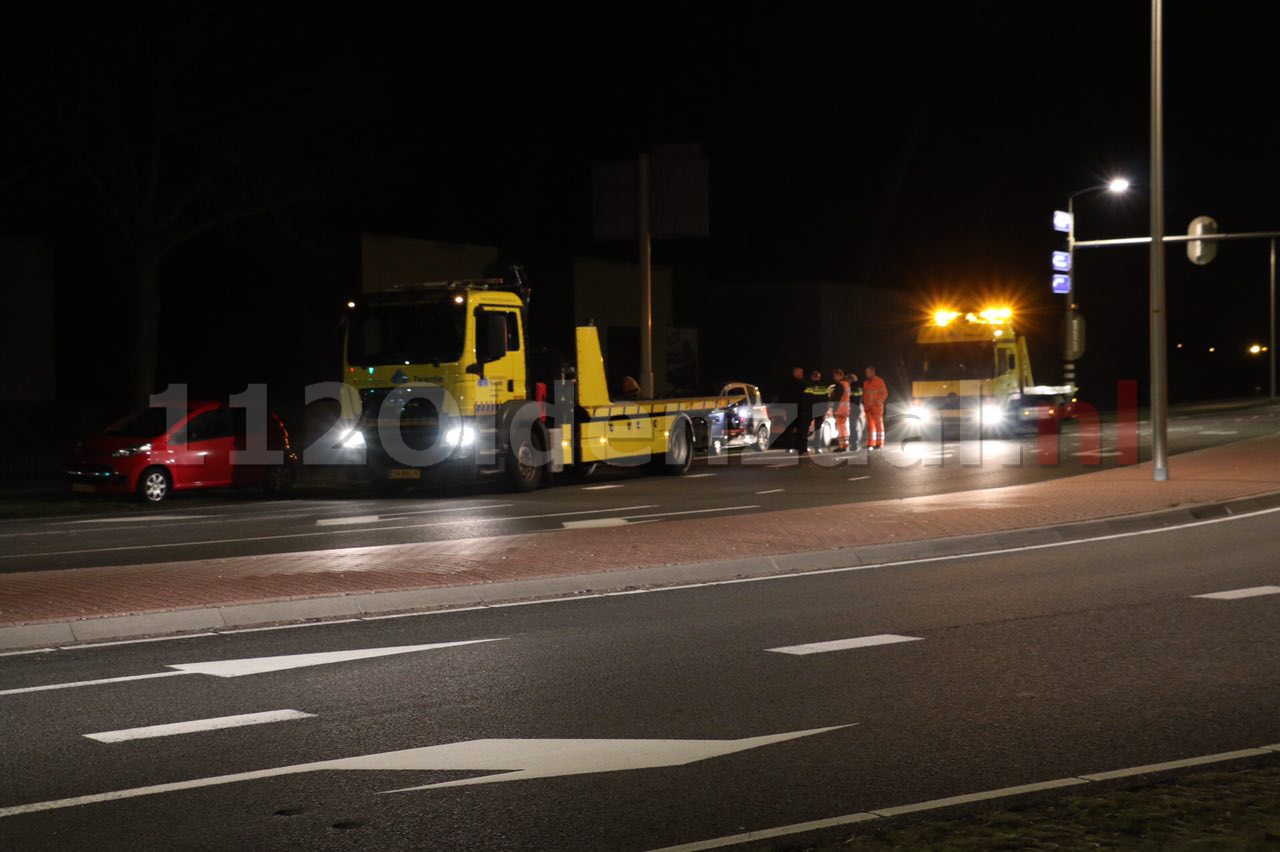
[{"left": 66, "top": 401, "right": 299, "bottom": 503}]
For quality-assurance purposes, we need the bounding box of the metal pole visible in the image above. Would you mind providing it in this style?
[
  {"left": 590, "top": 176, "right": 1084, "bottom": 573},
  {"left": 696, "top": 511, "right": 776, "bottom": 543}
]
[
  {"left": 1271, "top": 238, "right": 1276, "bottom": 402},
  {"left": 1065, "top": 195, "right": 1076, "bottom": 390},
  {"left": 1149, "top": 0, "right": 1169, "bottom": 481},
  {"left": 638, "top": 152, "right": 654, "bottom": 399}
]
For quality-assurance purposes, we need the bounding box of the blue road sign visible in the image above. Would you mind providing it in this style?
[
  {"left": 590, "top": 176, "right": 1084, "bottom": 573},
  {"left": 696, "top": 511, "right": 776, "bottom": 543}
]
[
  {"left": 1052, "top": 251, "right": 1071, "bottom": 272},
  {"left": 1052, "top": 274, "right": 1071, "bottom": 295},
  {"left": 1053, "top": 210, "right": 1072, "bottom": 233}
]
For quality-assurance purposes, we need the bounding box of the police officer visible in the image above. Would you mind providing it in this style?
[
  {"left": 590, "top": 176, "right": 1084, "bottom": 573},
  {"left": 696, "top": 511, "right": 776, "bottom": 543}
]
[
  {"left": 804, "top": 370, "right": 828, "bottom": 452},
  {"left": 829, "top": 368, "right": 852, "bottom": 451}
]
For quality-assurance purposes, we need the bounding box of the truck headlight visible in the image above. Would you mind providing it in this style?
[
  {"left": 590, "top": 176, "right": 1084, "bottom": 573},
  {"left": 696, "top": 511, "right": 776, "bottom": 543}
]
[
  {"left": 982, "top": 404, "right": 1004, "bottom": 423},
  {"left": 443, "top": 425, "right": 476, "bottom": 447},
  {"left": 338, "top": 429, "right": 365, "bottom": 449},
  {"left": 111, "top": 443, "right": 152, "bottom": 457}
]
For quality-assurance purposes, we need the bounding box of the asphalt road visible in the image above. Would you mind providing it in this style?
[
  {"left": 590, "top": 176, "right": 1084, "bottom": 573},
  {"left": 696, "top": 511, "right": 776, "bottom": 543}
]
[
  {"left": 3, "top": 405, "right": 1277, "bottom": 573},
  {"left": 0, "top": 506, "right": 1277, "bottom": 850}
]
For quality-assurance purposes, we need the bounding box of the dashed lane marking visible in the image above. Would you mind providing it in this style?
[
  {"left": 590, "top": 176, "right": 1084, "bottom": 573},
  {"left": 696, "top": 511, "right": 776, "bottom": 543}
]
[
  {"left": 755, "top": 489, "right": 785, "bottom": 495},
  {"left": 315, "top": 516, "right": 381, "bottom": 527},
  {"left": 563, "top": 518, "right": 631, "bottom": 529}
]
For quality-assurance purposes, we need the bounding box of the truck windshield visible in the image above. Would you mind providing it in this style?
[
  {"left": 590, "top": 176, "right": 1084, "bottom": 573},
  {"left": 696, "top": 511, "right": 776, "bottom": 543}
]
[
  {"left": 910, "top": 342, "right": 995, "bottom": 381},
  {"left": 348, "top": 300, "right": 465, "bottom": 367}
]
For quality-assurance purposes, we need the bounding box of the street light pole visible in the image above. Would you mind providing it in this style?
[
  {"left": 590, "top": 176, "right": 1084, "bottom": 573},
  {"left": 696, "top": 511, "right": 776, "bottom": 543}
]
[
  {"left": 1062, "top": 180, "right": 1128, "bottom": 391},
  {"left": 637, "top": 152, "right": 654, "bottom": 399},
  {"left": 1066, "top": 194, "right": 1077, "bottom": 390},
  {"left": 1149, "top": 0, "right": 1169, "bottom": 482},
  {"left": 1271, "top": 238, "right": 1276, "bottom": 403}
]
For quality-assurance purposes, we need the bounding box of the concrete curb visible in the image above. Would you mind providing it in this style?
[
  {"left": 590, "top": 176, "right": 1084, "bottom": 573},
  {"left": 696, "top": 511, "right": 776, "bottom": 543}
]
[{"left": 3, "top": 489, "right": 1279, "bottom": 651}]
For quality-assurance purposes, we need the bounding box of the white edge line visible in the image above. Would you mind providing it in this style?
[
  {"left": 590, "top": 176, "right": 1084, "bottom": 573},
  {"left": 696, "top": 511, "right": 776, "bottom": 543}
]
[
  {"left": 217, "top": 620, "right": 361, "bottom": 635},
  {"left": 61, "top": 633, "right": 216, "bottom": 650},
  {"left": 755, "top": 489, "right": 785, "bottom": 495},
  {"left": 848, "top": 475, "right": 871, "bottom": 481},
  {"left": 624, "top": 505, "right": 759, "bottom": 520},
  {"left": 0, "top": 648, "right": 55, "bottom": 657},
  {"left": 29, "top": 501, "right": 1280, "bottom": 654},
  {"left": 647, "top": 746, "right": 1279, "bottom": 851},
  {"left": 1, "top": 505, "right": 661, "bottom": 560},
  {"left": 84, "top": 709, "right": 315, "bottom": 743}
]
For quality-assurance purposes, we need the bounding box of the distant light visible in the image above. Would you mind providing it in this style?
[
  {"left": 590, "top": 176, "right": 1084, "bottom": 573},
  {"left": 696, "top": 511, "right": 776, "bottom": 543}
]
[
  {"left": 1108, "top": 177, "right": 1131, "bottom": 193},
  {"left": 1249, "top": 344, "right": 1263, "bottom": 355},
  {"left": 1176, "top": 342, "right": 1183, "bottom": 349},
  {"left": 1209, "top": 347, "right": 1216, "bottom": 353},
  {"left": 453, "top": 295, "right": 465, "bottom": 304},
  {"left": 346, "top": 300, "right": 356, "bottom": 309},
  {"left": 993, "top": 329, "right": 1004, "bottom": 337},
  {"left": 933, "top": 309, "right": 960, "bottom": 327}
]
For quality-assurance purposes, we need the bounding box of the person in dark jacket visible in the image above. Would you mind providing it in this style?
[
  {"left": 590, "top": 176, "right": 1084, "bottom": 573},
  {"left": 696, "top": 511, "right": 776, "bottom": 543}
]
[
  {"left": 803, "top": 370, "right": 829, "bottom": 453},
  {"left": 778, "top": 366, "right": 809, "bottom": 453}
]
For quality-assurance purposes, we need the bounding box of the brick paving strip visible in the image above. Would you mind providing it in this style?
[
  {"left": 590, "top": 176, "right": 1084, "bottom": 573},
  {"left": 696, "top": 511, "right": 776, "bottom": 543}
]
[{"left": 1, "top": 434, "right": 1278, "bottom": 629}]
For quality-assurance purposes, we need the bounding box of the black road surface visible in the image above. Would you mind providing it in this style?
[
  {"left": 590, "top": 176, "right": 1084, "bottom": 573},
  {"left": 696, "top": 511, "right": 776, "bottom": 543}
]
[{"left": 0, "top": 505, "right": 1277, "bottom": 850}]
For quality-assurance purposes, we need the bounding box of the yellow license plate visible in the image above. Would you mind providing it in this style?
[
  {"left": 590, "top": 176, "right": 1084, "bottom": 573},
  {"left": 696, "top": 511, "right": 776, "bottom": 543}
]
[
  {"left": 390, "top": 469, "right": 421, "bottom": 480},
  {"left": 71, "top": 483, "right": 95, "bottom": 493}
]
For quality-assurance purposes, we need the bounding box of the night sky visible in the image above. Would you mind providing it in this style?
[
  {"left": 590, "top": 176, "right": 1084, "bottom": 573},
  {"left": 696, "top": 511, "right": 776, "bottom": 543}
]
[{"left": 4, "top": 1, "right": 1279, "bottom": 422}]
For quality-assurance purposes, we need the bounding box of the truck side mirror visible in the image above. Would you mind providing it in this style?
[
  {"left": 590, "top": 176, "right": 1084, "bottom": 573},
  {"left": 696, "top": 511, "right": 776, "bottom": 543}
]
[{"left": 477, "top": 313, "right": 509, "bottom": 364}]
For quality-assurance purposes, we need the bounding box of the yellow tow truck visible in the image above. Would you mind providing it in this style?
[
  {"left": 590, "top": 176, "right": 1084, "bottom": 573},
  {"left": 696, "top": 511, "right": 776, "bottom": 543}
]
[
  {"left": 902, "top": 306, "right": 1076, "bottom": 434},
  {"left": 337, "top": 274, "right": 726, "bottom": 492}
]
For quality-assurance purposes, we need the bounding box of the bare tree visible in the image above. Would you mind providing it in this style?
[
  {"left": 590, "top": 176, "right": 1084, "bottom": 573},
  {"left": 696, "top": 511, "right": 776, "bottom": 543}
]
[{"left": 5, "top": 2, "right": 384, "bottom": 403}]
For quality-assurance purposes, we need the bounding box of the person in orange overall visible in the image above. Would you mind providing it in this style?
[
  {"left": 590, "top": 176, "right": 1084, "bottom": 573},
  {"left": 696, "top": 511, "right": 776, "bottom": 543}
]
[
  {"left": 829, "top": 368, "right": 852, "bottom": 451},
  {"left": 862, "top": 365, "right": 888, "bottom": 450}
]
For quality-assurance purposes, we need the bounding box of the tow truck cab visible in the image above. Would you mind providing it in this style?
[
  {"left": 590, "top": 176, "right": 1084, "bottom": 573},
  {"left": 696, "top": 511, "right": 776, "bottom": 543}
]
[
  {"left": 340, "top": 276, "right": 717, "bottom": 492},
  {"left": 903, "top": 307, "right": 1075, "bottom": 433}
]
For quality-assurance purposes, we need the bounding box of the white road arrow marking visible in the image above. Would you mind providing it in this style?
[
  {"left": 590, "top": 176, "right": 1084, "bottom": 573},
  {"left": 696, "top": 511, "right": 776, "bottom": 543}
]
[
  {"left": 165, "top": 640, "right": 504, "bottom": 677},
  {"left": 1192, "top": 586, "right": 1280, "bottom": 600},
  {"left": 768, "top": 635, "right": 922, "bottom": 655},
  {"left": 375, "top": 727, "right": 852, "bottom": 791},
  {"left": 1, "top": 640, "right": 502, "bottom": 695},
  {"left": 0, "top": 726, "right": 850, "bottom": 817},
  {"left": 85, "top": 710, "right": 314, "bottom": 743}
]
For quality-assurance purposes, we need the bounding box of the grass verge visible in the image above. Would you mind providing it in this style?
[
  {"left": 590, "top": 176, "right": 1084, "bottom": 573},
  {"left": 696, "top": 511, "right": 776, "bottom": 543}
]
[{"left": 815, "top": 759, "right": 1280, "bottom": 852}]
